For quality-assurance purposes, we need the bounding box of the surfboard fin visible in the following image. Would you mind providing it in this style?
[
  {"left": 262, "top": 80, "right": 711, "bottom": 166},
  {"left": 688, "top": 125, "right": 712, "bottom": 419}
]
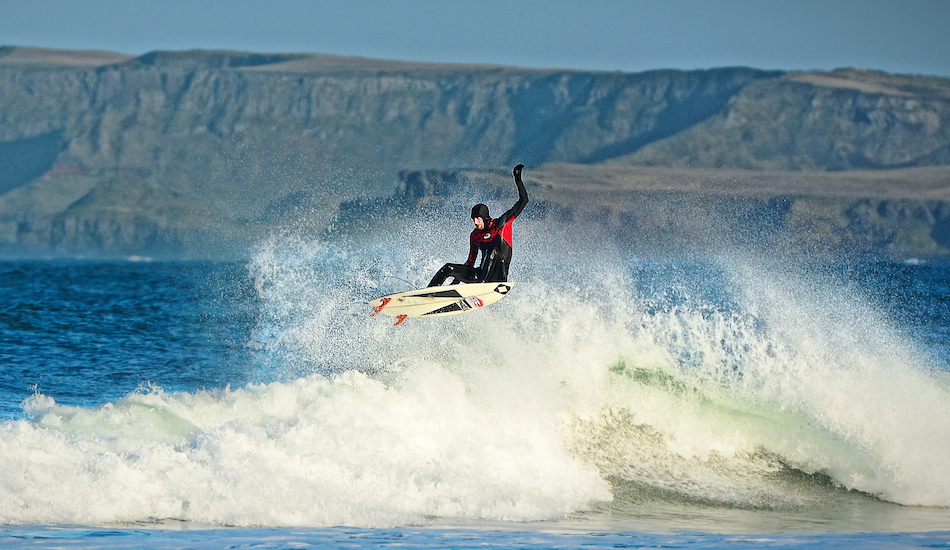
[
  {"left": 371, "top": 297, "right": 391, "bottom": 316},
  {"left": 394, "top": 314, "right": 408, "bottom": 326}
]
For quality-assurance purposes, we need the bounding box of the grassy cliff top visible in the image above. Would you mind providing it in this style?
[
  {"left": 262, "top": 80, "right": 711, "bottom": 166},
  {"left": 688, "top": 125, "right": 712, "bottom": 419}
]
[{"left": 0, "top": 46, "right": 134, "bottom": 68}]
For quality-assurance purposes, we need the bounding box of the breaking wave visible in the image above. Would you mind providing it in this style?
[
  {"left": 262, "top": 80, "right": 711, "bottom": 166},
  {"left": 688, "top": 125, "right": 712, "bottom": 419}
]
[{"left": 2, "top": 215, "right": 949, "bottom": 527}]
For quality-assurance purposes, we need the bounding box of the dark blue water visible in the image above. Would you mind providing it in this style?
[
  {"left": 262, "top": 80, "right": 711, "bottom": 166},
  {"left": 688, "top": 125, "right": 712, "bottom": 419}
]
[
  {"left": 0, "top": 261, "right": 258, "bottom": 418},
  {"left": 1, "top": 257, "right": 949, "bottom": 547}
]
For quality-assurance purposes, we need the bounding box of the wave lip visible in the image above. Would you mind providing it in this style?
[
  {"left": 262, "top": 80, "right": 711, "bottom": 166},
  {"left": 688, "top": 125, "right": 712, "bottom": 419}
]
[{"left": 573, "top": 260, "right": 950, "bottom": 511}]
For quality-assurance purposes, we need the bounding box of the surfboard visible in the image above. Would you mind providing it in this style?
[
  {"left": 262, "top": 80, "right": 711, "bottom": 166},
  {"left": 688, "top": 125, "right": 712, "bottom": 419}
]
[{"left": 370, "top": 282, "right": 515, "bottom": 325}]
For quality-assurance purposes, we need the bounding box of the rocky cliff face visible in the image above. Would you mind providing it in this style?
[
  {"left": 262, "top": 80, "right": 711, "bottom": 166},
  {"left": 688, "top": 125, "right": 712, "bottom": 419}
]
[
  {"left": 623, "top": 70, "right": 950, "bottom": 170},
  {"left": 0, "top": 52, "right": 777, "bottom": 187},
  {"left": 1, "top": 48, "right": 949, "bottom": 257}
]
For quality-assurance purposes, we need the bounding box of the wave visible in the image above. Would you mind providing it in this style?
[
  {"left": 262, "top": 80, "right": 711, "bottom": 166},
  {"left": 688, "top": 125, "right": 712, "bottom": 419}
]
[{"left": 2, "top": 220, "right": 949, "bottom": 527}]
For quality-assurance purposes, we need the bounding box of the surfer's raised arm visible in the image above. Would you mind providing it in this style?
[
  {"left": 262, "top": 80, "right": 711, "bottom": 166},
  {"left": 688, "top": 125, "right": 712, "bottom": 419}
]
[
  {"left": 494, "top": 164, "right": 529, "bottom": 229},
  {"left": 427, "top": 164, "right": 530, "bottom": 287}
]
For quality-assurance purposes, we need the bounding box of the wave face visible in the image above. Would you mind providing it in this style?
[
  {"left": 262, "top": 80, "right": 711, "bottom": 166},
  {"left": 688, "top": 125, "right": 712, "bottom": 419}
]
[{"left": 2, "top": 216, "right": 950, "bottom": 527}]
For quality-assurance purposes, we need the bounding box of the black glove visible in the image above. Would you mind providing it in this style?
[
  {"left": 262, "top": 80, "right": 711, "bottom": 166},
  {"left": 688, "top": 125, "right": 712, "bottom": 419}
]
[{"left": 512, "top": 164, "right": 524, "bottom": 181}]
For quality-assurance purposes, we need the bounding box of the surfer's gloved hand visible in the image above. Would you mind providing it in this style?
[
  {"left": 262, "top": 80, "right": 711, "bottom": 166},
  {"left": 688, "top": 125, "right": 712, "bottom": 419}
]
[{"left": 512, "top": 164, "right": 524, "bottom": 182}]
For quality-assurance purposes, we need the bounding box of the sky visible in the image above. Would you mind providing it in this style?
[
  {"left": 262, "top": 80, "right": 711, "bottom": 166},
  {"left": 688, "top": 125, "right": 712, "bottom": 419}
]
[{"left": 3, "top": 0, "right": 950, "bottom": 77}]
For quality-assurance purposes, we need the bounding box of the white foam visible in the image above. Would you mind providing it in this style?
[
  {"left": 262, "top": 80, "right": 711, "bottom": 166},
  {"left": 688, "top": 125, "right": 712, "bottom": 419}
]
[{"left": 1, "top": 369, "right": 609, "bottom": 526}]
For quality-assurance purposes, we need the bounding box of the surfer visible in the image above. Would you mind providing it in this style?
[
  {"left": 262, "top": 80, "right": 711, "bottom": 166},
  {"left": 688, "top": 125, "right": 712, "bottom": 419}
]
[{"left": 428, "top": 164, "right": 529, "bottom": 287}]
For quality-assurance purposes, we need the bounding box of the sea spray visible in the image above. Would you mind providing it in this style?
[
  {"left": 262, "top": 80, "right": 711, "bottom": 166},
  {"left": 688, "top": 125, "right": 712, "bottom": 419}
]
[
  {"left": 717, "top": 258, "right": 950, "bottom": 506},
  {"left": 567, "top": 255, "right": 950, "bottom": 509},
  {"left": 246, "top": 223, "right": 950, "bottom": 511}
]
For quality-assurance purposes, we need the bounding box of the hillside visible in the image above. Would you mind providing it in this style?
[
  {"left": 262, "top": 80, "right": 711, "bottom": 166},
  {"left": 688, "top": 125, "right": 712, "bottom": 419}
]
[
  {"left": 1, "top": 47, "right": 949, "bottom": 258},
  {"left": 621, "top": 69, "right": 950, "bottom": 170}
]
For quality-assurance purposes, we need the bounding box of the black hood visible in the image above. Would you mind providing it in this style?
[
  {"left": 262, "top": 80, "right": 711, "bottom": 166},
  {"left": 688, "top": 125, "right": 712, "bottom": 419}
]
[{"left": 471, "top": 203, "right": 490, "bottom": 221}]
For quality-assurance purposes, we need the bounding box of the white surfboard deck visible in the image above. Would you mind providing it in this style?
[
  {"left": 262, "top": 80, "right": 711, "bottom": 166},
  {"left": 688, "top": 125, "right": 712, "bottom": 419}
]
[{"left": 370, "top": 282, "right": 515, "bottom": 324}]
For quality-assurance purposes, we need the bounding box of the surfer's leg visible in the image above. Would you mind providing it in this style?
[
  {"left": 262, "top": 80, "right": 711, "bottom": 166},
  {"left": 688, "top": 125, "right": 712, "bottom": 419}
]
[
  {"left": 428, "top": 264, "right": 452, "bottom": 287},
  {"left": 428, "top": 263, "right": 480, "bottom": 286},
  {"left": 479, "top": 249, "right": 508, "bottom": 282}
]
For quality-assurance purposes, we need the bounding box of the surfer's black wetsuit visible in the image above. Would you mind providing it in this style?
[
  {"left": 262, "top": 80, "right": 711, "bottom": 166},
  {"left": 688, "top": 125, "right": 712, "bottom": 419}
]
[{"left": 428, "top": 165, "right": 529, "bottom": 287}]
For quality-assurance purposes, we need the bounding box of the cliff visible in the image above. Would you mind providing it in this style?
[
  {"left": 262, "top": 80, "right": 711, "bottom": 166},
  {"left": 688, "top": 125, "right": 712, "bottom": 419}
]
[
  {"left": 1, "top": 47, "right": 949, "bottom": 258},
  {"left": 621, "top": 70, "right": 950, "bottom": 170}
]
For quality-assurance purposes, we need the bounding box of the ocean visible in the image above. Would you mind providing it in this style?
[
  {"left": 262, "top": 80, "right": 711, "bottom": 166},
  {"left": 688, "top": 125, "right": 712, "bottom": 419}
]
[{"left": 1, "top": 223, "right": 950, "bottom": 548}]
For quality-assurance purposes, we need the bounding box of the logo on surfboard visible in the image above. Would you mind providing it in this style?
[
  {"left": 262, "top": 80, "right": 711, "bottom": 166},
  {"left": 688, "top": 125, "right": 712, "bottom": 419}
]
[{"left": 467, "top": 296, "right": 484, "bottom": 308}]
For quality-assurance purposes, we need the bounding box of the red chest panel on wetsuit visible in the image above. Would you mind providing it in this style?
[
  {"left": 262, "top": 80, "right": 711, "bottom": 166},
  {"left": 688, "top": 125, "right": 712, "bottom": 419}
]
[{"left": 467, "top": 217, "right": 515, "bottom": 265}]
